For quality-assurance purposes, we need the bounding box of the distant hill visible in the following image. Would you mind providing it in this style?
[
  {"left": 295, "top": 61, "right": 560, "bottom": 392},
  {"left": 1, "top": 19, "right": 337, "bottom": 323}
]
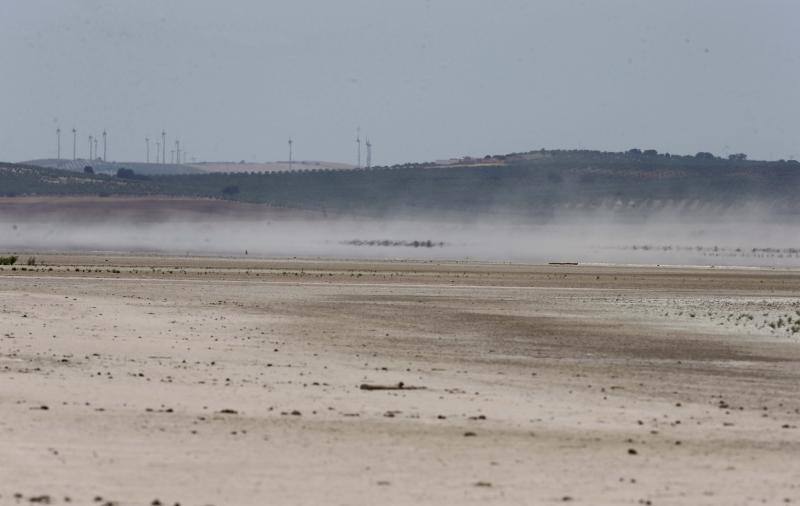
[
  {"left": 24, "top": 159, "right": 355, "bottom": 175},
  {"left": 5, "top": 149, "right": 800, "bottom": 219},
  {"left": 0, "top": 162, "right": 161, "bottom": 196}
]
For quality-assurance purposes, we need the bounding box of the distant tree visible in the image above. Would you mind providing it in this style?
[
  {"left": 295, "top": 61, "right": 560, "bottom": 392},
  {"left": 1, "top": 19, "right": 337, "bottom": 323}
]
[
  {"left": 695, "top": 152, "right": 716, "bottom": 160},
  {"left": 728, "top": 153, "right": 747, "bottom": 161},
  {"left": 627, "top": 148, "right": 642, "bottom": 155},
  {"left": 116, "top": 168, "right": 136, "bottom": 179},
  {"left": 643, "top": 149, "right": 658, "bottom": 156},
  {"left": 221, "top": 185, "right": 240, "bottom": 195},
  {"left": 83, "top": 166, "right": 94, "bottom": 174}
]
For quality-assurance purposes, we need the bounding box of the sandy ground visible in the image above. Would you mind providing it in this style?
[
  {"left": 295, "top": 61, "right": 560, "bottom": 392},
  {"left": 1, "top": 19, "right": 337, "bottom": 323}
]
[{"left": 1, "top": 255, "right": 800, "bottom": 505}]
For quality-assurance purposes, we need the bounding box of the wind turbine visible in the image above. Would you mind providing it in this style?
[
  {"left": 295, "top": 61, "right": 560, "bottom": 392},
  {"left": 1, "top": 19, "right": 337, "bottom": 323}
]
[
  {"left": 156, "top": 141, "right": 161, "bottom": 163},
  {"left": 175, "top": 139, "right": 180, "bottom": 164},
  {"left": 88, "top": 135, "right": 93, "bottom": 160},
  {"left": 72, "top": 128, "right": 77, "bottom": 160},
  {"left": 161, "top": 130, "right": 166, "bottom": 165},
  {"left": 102, "top": 130, "right": 107, "bottom": 161},
  {"left": 94, "top": 137, "right": 98, "bottom": 161},
  {"left": 56, "top": 128, "right": 61, "bottom": 161},
  {"left": 145, "top": 137, "right": 150, "bottom": 163},
  {"left": 366, "top": 138, "right": 372, "bottom": 169}
]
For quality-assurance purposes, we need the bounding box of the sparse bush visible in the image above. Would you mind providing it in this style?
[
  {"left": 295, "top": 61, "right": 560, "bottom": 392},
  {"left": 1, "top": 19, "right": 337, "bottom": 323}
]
[
  {"left": 116, "top": 167, "right": 136, "bottom": 179},
  {"left": 0, "top": 255, "right": 18, "bottom": 265},
  {"left": 26, "top": 256, "right": 36, "bottom": 266},
  {"left": 84, "top": 166, "right": 94, "bottom": 174}
]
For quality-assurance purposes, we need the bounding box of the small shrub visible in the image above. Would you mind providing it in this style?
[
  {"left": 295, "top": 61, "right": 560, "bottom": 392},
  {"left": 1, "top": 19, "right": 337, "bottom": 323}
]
[
  {"left": 116, "top": 168, "right": 136, "bottom": 179},
  {"left": 26, "top": 256, "right": 36, "bottom": 266},
  {"left": 0, "top": 255, "right": 18, "bottom": 265}
]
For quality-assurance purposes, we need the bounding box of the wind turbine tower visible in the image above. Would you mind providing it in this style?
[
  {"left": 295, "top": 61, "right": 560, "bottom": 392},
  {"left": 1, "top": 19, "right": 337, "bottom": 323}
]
[
  {"left": 94, "top": 137, "right": 98, "bottom": 161},
  {"left": 145, "top": 137, "right": 150, "bottom": 163},
  {"left": 72, "top": 128, "right": 77, "bottom": 160},
  {"left": 288, "top": 138, "right": 293, "bottom": 171},
  {"left": 56, "top": 128, "right": 61, "bottom": 161},
  {"left": 102, "top": 130, "right": 107, "bottom": 161},
  {"left": 88, "top": 135, "right": 93, "bottom": 160},
  {"left": 161, "top": 130, "right": 166, "bottom": 165},
  {"left": 156, "top": 141, "right": 161, "bottom": 163},
  {"left": 175, "top": 139, "right": 180, "bottom": 164},
  {"left": 366, "top": 138, "right": 372, "bottom": 169},
  {"left": 356, "top": 127, "right": 361, "bottom": 168}
]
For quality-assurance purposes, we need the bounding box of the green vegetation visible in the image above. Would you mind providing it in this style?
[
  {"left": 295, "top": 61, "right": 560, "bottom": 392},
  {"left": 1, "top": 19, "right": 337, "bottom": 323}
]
[
  {"left": 0, "top": 255, "right": 18, "bottom": 265},
  {"left": 2, "top": 149, "right": 800, "bottom": 216},
  {"left": 0, "top": 163, "right": 160, "bottom": 197}
]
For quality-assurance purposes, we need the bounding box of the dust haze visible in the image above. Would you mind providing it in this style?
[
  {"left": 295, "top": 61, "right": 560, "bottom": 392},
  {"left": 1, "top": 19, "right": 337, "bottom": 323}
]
[{"left": 2, "top": 206, "right": 798, "bottom": 267}]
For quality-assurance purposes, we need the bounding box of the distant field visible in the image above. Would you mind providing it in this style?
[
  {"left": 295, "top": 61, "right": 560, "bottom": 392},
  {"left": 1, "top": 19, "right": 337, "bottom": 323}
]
[
  {"left": 24, "top": 159, "right": 357, "bottom": 175},
  {"left": 190, "top": 161, "right": 356, "bottom": 173},
  {"left": 23, "top": 159, "right": 202, "bottom": 175},
  {"left": 0, "top": 196, "right": 322, "bottom": 223}
]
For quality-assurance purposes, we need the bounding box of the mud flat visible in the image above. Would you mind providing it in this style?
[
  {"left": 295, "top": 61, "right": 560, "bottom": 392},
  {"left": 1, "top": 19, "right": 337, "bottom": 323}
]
[{"left": 1, "top": 255, "right": 799, "bottom": 505}]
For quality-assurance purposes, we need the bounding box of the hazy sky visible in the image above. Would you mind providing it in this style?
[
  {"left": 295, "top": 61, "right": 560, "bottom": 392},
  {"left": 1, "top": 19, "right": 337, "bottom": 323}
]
[{"left": 1, "top": 0, "right": 798, "bottom": 165}]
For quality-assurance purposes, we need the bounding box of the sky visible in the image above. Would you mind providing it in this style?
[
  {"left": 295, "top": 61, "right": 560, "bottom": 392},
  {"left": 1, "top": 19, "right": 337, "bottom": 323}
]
[{"left": 1, "top": 0, "right": 798, "bottom": 165}]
